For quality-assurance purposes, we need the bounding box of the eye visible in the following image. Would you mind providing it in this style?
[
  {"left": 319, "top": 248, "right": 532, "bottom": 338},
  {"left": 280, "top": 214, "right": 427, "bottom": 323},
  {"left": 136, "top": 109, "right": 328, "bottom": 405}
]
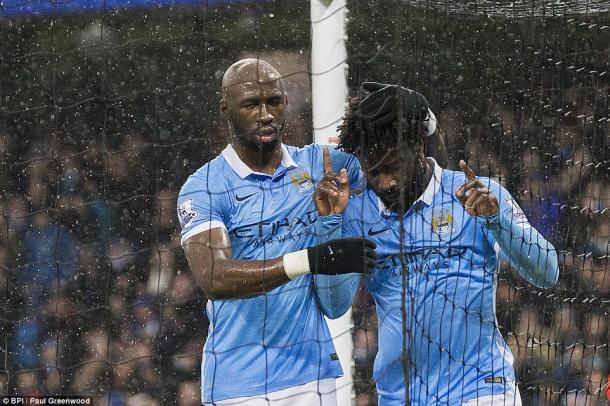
[{"left": 241, "top": 101, "right": 258, "bottom": 109}]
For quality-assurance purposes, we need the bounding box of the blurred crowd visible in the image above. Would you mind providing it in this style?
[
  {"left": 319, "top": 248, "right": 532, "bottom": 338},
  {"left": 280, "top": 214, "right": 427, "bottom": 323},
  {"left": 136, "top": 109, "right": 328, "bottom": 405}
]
[
  {"left": 1, "top": 87, "right": 609, "bottom": 406},
  {"left": 1, "top": 133, "right": 206, "bottom": 405}
]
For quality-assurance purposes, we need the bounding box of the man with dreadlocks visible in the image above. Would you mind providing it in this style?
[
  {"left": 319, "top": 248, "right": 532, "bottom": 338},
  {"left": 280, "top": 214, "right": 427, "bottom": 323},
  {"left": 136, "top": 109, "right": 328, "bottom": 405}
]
[{"left": 315, "top": 82, "right": 559, "bottom": 405}]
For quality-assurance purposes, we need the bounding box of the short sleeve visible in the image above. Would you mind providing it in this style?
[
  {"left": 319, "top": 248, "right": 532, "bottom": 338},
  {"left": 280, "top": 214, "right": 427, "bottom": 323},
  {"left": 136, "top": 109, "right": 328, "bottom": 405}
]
[{"left": 177, "top": 170, "right": 228, "bottom": 246}]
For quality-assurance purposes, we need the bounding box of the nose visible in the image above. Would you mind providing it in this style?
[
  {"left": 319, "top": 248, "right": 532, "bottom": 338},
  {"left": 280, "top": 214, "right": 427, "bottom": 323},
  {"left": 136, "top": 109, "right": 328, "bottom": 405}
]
[
  {"left": 258, "top": 104, "right": 273, "bottom": 125},
  {"left": 377, "top": 173, "right": 399, "bottom": 193}
]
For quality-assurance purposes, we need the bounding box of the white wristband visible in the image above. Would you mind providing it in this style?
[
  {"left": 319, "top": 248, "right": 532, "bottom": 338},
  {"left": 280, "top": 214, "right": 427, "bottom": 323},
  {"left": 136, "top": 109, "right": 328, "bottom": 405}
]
[{"left": 283, "top": 249, "right": 311, "bottom": 280}]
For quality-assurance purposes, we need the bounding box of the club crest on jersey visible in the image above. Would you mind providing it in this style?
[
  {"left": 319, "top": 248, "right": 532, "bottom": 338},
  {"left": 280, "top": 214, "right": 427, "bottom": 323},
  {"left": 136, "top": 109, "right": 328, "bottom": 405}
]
[
  {"left": 178, "top": 199, "right": 198, "bottom": 227},
  {"left": 289, "top": 170, "right": 314, "bottom": 193},
  {"left": 432, "top": 208, "right": 454, "bottom": 237}
]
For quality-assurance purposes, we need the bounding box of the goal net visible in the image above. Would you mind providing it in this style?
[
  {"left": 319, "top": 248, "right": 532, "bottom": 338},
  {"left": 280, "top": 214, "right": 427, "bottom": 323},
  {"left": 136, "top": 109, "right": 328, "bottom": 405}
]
[{"left": 347, "top": 1, "right": 610, "bottom": 404}]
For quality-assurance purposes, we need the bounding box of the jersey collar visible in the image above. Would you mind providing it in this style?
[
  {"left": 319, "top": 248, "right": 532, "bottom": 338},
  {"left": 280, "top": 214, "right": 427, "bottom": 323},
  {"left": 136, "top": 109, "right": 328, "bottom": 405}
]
[
  {"left": 221, "top": 143, "right": 298, "bottom": 178},
  {"left": 377, "top": 157, "right": 443, "bottom": 216}
]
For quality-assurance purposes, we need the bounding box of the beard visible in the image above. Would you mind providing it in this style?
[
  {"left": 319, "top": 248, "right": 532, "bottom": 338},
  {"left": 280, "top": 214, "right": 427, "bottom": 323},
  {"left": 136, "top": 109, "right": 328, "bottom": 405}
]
[
  {"left": 382, "top": 157, "right": 427, "bottom": 213},
  {"left": 233, "top": 123, "right": 283, "bottom": 153}
]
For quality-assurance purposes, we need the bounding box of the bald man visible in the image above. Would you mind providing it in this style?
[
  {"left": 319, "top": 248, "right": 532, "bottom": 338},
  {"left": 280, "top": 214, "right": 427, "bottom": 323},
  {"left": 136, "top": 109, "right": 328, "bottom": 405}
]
[{"left": 177, "top": 59, "right": 375, "bottom": 405}]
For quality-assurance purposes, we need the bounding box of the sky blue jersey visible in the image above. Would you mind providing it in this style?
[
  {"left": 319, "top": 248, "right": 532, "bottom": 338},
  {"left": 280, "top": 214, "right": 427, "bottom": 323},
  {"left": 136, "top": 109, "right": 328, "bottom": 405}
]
[
  {"left": 342, "top": 159, "right": 554, "bottom": 406},
  {"left": 177, "top": 143, "right": 363, "bottom": 403}
]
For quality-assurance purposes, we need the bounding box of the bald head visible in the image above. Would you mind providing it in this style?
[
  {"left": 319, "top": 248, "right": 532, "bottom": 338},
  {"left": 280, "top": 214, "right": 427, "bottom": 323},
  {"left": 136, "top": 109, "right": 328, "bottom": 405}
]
[
  {"left": 220, "top": 58, "right": 288, "bottom": 152},
  {"left": 222, "top": 58, "right": 285, "bottom": 98}
]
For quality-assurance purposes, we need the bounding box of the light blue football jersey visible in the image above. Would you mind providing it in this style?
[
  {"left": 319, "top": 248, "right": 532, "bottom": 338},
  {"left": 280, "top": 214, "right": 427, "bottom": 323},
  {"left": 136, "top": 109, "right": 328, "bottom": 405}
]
[
  {"left": 177, "top": 143, "right": 363, "bottom": 403},
  {"left": 343, "top": 159, "right": 524, "bottom": 406}
]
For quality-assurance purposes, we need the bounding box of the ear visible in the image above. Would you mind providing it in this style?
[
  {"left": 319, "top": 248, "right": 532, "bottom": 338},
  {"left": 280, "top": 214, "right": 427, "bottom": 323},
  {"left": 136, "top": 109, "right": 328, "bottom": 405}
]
[{"left": 220, "top": 98, "right": 228, "bottom": 118}]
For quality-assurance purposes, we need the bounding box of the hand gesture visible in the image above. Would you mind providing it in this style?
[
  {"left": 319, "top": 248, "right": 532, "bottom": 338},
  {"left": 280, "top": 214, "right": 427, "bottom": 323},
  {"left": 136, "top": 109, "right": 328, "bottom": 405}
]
[
  {"left": 314, "top": 147, "right": 350, "bottom": 216},
  {"left": 455, "top": 160, "right": 499, "bottom": 217}
]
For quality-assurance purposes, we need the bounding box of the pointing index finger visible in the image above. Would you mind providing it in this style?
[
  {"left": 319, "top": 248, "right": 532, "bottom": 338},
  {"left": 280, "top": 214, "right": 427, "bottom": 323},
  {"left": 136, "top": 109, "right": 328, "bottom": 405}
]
[
  {"left": 459, "top": 159, "right": 477, "bottom": 182},
  {"left": 323, "top": 146, "right": 333, "bottom": 175}
]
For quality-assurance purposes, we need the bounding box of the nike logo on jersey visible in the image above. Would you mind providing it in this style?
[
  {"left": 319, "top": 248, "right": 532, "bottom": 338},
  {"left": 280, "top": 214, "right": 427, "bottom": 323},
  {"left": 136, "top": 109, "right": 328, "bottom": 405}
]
[
  {"left": 235, "top": 192, "right": 256, "bottom": 202},
  {"left": 368, "top": 227, "right": 391, "bottom": 236}
]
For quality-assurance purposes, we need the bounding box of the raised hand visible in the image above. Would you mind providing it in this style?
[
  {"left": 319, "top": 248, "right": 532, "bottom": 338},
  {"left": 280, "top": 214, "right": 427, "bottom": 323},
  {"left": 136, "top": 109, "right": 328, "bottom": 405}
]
[
  {"left": 314, "top": 146, "right": 350, "bottom": 216},
  {"left": 455, "top": 160, "right": 499, "bottom": 217}
]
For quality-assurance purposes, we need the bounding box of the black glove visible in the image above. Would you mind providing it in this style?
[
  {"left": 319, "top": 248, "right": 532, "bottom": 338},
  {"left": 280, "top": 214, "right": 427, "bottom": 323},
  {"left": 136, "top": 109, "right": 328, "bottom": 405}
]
[
  {"left": 357, "top": 82, "right": 430, "bottom": 129},
  {"left": 308, "top": 237, "right": 378, "bottom": 275}
]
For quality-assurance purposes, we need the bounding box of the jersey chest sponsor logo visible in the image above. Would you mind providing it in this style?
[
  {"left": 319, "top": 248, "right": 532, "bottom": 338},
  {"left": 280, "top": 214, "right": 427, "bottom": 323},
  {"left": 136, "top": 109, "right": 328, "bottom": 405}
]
[
  {"left": 178, "top": 199, "right": 198, "bottom": 227},
  {"left": 230, "top": 209, "right": 317, "bottom": 239},
  {"left": 289, "top": 170, "right": 314, "bottom": 193},
  {"left": 431, "top": 208, "right": 455, "bottom": 237},
  {"left": 377, "top": 247, "right": 468, "bottom": 276},
  {"left": 407, "top": 246, "right": 467, "bottom": 261}
]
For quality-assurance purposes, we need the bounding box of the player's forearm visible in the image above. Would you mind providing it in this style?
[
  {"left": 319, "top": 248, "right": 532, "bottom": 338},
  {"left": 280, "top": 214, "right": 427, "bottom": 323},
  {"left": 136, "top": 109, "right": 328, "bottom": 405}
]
[
  {"left": 482, "top": 212, "right": 559, "bottom": 288},
  {"left": 313, "top": 214, "right": 361, "bottom": 318},
  {"left": 184, "top": 228, "right": 377, "bottom": 300},
  {"left": 191, "top": 257, "right": 289, "bottom": 300}
]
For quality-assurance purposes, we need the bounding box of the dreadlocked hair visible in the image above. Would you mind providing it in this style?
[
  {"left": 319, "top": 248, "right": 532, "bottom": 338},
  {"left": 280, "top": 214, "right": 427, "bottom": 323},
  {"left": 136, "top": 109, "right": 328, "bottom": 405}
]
[{"left": 338, "top": 92, "right": 428, "bottom": 159}]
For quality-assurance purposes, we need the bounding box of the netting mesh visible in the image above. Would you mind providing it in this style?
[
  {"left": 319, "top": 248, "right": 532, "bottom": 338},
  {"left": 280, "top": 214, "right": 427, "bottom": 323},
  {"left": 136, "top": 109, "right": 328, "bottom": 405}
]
[
  {"left": 348, "top": 1, "right": 609, "bottom": 404},
  {"left": 400, "top": 1, "right": 610, "bottom": 17},
  {"left": 0, "top": 3, "right": 312, "bottom": 404},
  {"left": 0, "top": 0, "right": 608, "bottom": 405}
]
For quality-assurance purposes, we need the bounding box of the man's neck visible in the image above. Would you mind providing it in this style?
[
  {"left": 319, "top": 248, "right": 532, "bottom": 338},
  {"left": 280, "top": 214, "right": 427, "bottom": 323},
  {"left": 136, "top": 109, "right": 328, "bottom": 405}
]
[
  {"left": 232, "top": 141, "right": 283, "bottom": 176},
  {"left": 399, "top": 157, "right": 434, "bottom": 212}
]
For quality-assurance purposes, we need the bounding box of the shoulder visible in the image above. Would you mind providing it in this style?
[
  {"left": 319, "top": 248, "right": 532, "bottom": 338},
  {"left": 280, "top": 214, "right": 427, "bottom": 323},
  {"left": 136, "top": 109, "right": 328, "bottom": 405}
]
[
  {"left": 282, "top": 143, "right": 327, "bottom": 173},
  {"left": 179, "top": 156, "right": 229, "bottom": 197},
  {"left": 287, "top": 143, "right": 355, "bottom": 162},
  {"left": 280, "top": 143, "right": 317, "bottom": 170},
  {"left": 286, "top": 144, "right": 362, "bottom": 187},
  {"left": 283, "top": 143, "right": 312, "bottom": 159},
  {"left": 327, "top": 145, "right": 359, "bottom": 166},
  {"left": 288, "top": 143, "right": 328, "bottom": 164},
  {"left": 440, "top": 168, "right": 467, "bottom": 186}
]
